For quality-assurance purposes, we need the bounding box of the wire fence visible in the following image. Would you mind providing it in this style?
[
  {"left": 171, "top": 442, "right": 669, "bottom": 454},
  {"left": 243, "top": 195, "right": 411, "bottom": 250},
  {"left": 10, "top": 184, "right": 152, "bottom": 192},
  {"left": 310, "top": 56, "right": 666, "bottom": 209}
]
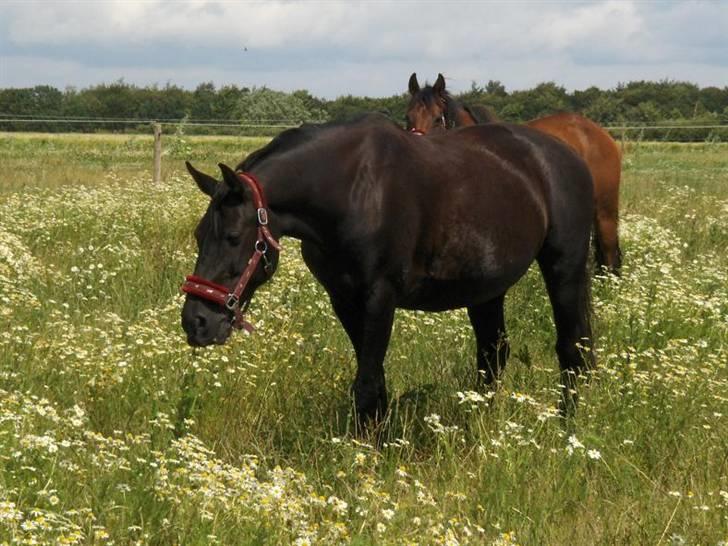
[
  {"left": 0, "top": 115, "right": 301, "bottom": 136},
  {"left": 1, "top": 114, "right": 727, "bottom": 141}
]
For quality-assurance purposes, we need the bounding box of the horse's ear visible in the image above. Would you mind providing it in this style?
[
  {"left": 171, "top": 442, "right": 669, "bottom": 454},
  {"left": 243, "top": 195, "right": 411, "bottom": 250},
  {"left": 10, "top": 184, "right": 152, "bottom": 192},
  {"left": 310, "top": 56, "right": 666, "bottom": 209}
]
[
  {"left": 218, "top": 163, "right": 245, "bottom": 196},
  {"left": 433, "top": 73, "right": 446, "bottom": 97},
  {"left": 408, "top": 72, "right": 420, "bottom": 95},
  {"left": 186, "top": 161, "right": 218, "bottom": 197}
]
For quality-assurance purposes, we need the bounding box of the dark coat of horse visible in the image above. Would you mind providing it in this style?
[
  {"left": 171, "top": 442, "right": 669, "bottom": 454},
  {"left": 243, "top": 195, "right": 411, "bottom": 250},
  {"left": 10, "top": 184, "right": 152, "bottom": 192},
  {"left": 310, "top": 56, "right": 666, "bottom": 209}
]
[
  {"left": 181, "top": 113, "right": 595, "bottom": 424},
  {"left": 406, "top": 73, "right": 623, "bottom": 275}
]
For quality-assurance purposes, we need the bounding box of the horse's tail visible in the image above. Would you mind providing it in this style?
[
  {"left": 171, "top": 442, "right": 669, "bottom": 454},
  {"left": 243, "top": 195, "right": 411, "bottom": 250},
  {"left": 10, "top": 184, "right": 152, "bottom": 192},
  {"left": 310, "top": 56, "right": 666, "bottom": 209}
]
[{"left": 581, "top": 256, "right": 596, "bottom": 370}]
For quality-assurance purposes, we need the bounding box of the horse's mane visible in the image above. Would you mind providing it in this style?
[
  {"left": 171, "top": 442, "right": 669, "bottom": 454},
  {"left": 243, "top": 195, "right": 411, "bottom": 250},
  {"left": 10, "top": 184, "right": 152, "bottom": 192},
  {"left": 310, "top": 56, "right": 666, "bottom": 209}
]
[
  {"left": 238, "top": 113, "right": 394, "bottom": 171},
  {"left": 413, "top": 84, "right": 499, "bottom": 126},
  {"left": 441, "top": 93, "right": 460, "bottom": 129},
  {"left": 462, "top": 103, "right": 499, "bottom": 124}
]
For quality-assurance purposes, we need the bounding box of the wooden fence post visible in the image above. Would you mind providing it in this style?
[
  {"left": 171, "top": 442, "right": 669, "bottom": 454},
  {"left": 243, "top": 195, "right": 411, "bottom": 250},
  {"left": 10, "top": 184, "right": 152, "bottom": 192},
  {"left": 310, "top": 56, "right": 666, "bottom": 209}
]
[{"left": 153, "top": 122, "right": 162, "bottom": 183}]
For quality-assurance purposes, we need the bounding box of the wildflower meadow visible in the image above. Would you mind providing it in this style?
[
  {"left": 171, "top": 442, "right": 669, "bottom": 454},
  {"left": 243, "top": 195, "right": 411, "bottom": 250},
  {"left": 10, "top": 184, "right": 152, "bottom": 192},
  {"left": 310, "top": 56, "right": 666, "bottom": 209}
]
[{"left": 1, "top": 133, "right": 726, "bottom": 545}]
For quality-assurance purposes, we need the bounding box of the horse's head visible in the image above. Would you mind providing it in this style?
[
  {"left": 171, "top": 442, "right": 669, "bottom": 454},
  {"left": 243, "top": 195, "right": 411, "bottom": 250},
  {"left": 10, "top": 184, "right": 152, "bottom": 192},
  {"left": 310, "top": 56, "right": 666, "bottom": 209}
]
[
  {"left": 405, "top": 72, "right": 448, "bottom": 134},
  {"left": 181, "top": 162, "right": 280, "bottom": 347}
]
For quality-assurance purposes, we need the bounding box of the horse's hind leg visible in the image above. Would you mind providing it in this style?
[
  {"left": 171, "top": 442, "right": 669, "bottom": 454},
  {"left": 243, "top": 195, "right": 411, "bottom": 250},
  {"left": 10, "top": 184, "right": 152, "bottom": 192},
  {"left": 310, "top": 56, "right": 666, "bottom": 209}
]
[
  {"left": 592, "top": 161, "right": 622, "bottom": 275},
  {"left": 538, "top": 249, "right": 595, "bottom": 415},
  {"left": 594, "top": 204, "right": 622, "bottom": 275},
  {"left": 467, "top": 293, "right": 509, "bottom": 386}
]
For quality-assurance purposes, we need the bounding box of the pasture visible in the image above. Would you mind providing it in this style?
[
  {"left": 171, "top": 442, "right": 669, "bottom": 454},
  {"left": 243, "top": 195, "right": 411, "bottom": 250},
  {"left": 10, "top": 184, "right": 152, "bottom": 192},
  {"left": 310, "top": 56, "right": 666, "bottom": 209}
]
[{"left": 0, "top": 132, "right": 727, "bottom": 545}]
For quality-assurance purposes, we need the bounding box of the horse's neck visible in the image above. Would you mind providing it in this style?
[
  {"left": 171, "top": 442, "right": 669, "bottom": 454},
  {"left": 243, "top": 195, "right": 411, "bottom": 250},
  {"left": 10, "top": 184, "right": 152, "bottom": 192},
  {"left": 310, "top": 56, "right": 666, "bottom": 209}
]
[
  {"left": 456, "top": 107, "right": 478, "bottom": 127},
  {"left": 256, "top": 148, "right": 342, "bottom": 247},
  {"left": 446, "top": 99, "right": 478, "bottom": 128}
]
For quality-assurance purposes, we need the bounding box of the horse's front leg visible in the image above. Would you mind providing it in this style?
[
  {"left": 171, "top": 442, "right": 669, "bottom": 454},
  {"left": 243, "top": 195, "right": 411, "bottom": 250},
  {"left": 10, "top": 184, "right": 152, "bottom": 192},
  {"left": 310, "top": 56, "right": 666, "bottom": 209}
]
[
  {"left": 467, "top": 293, "right": 509, "bottom": 386},
  {"left": 302, "top": 244, "right": 394, "bottom": 426},
  {"left": 350, "top": 282, "right": 396, "bottom": 426}
]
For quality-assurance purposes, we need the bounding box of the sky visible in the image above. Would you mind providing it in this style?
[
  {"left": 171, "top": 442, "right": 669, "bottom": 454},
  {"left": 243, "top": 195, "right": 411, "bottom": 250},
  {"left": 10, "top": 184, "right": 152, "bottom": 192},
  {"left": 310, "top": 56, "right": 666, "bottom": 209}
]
[{"left": 0, "top": 0, "right": 726, "bottom": 99}]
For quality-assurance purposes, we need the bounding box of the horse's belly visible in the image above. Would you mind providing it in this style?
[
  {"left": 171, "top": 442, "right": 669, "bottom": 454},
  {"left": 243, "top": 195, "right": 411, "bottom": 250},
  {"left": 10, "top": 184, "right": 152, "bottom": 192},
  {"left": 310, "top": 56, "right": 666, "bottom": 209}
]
[
  {"left": 398, "top": 267, "right": 528, "bottom": 311},
  {"left": 399, "top": 225, "right": 541, "bottom": 310}
]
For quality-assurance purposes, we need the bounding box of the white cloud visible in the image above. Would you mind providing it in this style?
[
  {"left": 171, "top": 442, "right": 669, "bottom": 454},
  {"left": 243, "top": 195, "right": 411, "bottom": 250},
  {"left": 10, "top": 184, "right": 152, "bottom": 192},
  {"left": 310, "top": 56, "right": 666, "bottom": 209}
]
[
  {"left": 3, "top": 1, "right": 365, "bottom": 48},
  {"left": 538, "top": 0, "right": 642, "bottom": 50},
  {"left": 0, "top": 0, "right": 725, "bottom": 97}
]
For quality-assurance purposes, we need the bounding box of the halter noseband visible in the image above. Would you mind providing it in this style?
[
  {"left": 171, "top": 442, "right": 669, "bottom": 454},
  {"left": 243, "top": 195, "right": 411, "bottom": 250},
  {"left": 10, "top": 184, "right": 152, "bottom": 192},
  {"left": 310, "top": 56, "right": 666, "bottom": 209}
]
[{"left": 181, "top": 171, "right": 281, "bottom": 333}]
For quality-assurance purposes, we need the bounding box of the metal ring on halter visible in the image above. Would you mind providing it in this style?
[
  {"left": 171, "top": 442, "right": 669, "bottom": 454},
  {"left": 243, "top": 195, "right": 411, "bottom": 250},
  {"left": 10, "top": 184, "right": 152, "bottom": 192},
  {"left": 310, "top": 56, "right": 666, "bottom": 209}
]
[{"left": 255, "top": 240, "right": 268, "bottom": 253}]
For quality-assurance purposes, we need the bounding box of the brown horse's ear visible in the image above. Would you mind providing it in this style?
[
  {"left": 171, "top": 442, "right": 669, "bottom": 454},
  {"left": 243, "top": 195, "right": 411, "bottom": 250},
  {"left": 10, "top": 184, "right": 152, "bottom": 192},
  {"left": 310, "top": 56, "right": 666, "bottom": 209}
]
[
  {"left": 408, "top": 72, "right": 420, "bottom": 95},
  {"left": 433, "top": 73, "right": 446, "bottom": 97},
  {"left": 186, "top": 161, "right": 218, "bottom": 197},
  {"left": 218, "top": 163, "right": 246, "bottom": 196}
]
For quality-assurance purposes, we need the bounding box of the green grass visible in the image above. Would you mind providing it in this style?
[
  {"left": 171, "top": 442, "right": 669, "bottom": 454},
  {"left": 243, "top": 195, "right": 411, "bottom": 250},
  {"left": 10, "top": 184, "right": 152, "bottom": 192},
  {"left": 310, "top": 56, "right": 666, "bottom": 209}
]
[
  {"left": 0, "top": 132, "right": 269, "bottom": 191},
  {"left": 0, "top": 134, "right": 727, "bottom": 545}
]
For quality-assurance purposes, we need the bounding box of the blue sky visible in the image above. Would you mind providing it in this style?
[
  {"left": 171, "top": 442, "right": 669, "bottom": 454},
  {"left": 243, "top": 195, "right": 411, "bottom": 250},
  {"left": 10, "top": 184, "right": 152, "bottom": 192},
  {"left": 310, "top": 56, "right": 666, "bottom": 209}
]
[{"left": 1, "top": 0, "right": 726, "bottom": 98}]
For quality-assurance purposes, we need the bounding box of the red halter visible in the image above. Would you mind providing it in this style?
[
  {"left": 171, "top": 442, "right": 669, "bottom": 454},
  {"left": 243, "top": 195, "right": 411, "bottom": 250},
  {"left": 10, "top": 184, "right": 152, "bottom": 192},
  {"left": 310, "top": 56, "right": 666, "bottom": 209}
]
[{"left": 181, "top": 172, "right": 281, "bottom": 333}]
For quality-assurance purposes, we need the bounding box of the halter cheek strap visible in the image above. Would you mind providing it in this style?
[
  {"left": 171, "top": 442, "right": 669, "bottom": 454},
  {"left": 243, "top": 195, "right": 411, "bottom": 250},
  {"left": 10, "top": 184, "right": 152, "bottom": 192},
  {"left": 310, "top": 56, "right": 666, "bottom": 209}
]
[{"left": 181, "top": 171, "right": 281, "bottom": 333}]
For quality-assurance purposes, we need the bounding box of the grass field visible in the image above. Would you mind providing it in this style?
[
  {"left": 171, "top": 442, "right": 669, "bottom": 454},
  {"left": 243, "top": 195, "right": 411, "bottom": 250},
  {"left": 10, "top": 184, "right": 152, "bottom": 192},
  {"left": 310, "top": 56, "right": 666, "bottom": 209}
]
[{"left": 1, "top": 132, "right": 727, "bottom": 545}]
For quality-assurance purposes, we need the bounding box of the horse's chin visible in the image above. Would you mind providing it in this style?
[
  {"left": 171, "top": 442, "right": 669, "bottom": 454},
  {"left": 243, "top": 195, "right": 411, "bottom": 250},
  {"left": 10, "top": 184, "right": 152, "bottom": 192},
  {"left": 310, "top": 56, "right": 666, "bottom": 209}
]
[
  {"left": 213, "top": 326, "right": 232, "bottom": 345},
  {"left": 185, "top": 320, "right": 233, "bottom": 347},
  {"left": 210, "top": 321, "right": 233, "bottom": 345}
]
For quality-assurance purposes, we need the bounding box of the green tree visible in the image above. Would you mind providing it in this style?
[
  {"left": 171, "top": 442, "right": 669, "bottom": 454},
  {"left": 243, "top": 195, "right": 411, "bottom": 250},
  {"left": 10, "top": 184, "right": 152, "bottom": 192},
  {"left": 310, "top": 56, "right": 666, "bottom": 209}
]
[
  {"left": 583, "top": 95, "right": 624, "bottom": 125},
  {"left": 214, "top": 85, "right": 248, "bottom": 120},
  {"left": 698, "top": 86, "right": 728, "bottom": 116},
  {"left": 235, "top": 87, "right": 323, "bottom": 125},
  {"left": 507, "top": 82, "right": 569, "bottom": 121},
  {"left": 485, "top": 80, "right": 507, "bottom": 97},
  {"left": 191, "top": 82, "right": 217, "bottom": 120}
]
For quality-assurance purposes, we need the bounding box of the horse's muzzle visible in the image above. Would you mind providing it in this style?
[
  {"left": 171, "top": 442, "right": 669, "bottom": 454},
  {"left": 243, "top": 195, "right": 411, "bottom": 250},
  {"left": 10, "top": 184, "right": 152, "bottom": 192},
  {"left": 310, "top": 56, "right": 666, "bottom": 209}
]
[{"left": 181, "top": 302, "right": 233, "bottom": 346}]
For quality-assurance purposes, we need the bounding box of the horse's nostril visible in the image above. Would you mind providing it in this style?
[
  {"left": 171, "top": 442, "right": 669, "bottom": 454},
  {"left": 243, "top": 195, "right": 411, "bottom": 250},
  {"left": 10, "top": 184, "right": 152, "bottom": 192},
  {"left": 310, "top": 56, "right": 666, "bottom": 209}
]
[{"left": 195, "top": 315, "right": 207, "bottom": 329}]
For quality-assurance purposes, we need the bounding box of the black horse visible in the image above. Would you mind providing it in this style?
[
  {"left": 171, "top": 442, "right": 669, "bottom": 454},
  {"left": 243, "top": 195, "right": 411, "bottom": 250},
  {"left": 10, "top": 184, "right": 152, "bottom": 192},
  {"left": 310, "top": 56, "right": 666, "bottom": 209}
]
[
  {"left": 181, "top": 113, "right": 595, "bottom": 424},
  {"left": 406, "top": 73, "right": 623, "bottom": 275}
]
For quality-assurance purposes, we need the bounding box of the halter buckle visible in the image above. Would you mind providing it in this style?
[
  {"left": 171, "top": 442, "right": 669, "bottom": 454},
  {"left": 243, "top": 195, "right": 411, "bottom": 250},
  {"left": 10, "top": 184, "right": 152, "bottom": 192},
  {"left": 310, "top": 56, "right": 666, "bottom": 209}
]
[
  {"left": 257, "top": 208, "right": 268, "bottom": 225},
  {"left": 225, "top": 293, "right": 239, "bottom": 311}
]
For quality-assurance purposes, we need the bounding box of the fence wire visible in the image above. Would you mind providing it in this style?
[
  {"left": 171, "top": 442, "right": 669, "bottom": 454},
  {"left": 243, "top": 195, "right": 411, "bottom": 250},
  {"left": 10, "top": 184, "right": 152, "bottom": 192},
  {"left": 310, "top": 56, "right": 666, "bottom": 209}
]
[{"left": 1, "top": 115, "right": 727, "bottom": 141}]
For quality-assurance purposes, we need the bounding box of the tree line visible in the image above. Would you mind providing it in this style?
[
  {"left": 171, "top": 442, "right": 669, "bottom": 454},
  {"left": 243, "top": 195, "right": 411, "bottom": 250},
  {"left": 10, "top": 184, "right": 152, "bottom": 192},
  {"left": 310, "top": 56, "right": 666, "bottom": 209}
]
[{"left": 1, "top": 79, "right": 727, "bottom": 141}]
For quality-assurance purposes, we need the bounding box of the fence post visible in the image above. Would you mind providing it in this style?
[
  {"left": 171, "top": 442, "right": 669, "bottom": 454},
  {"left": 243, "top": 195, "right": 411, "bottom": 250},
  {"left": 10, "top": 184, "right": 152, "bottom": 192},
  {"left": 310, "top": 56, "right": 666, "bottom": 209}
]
[{"left": 152, "top": 122, "right": 162, "bottom": 183}]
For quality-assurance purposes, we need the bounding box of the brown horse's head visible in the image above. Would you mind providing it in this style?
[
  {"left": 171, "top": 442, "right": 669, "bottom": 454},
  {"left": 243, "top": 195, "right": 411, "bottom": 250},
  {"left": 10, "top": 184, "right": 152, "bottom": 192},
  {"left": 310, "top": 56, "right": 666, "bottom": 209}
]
[
  {"left": 181, "top": 162, "right": 280, "bottom": 346},
  {"left": 405, "top": 72, "right": 448, "bottom": 133},
  {"left": 406, "top": 73, "right": 496, "bottom": 132}
]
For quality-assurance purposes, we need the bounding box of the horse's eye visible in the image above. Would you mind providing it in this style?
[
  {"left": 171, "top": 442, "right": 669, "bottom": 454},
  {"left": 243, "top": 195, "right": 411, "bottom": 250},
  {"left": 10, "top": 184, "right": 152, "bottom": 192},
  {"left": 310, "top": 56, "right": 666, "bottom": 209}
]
[{"left": 225, "top": 233, "right": 242, "bottom": 245}]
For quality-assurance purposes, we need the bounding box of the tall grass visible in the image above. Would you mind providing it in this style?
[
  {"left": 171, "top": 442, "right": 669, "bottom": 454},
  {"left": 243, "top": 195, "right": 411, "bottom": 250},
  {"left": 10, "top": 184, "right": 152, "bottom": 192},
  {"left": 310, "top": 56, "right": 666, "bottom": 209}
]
[{"left": 1, "top": 134, "right": 726, "bottom": 545}]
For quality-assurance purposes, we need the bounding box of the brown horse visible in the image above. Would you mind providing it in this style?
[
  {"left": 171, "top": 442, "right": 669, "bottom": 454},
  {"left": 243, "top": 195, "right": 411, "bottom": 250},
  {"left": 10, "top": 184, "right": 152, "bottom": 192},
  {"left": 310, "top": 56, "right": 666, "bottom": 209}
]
[
  {"left": 406, "top": 73, "right": 622, "bottom": 275},
  {"left": 181, "top": 113, "right": 595, "bottom": 425}
]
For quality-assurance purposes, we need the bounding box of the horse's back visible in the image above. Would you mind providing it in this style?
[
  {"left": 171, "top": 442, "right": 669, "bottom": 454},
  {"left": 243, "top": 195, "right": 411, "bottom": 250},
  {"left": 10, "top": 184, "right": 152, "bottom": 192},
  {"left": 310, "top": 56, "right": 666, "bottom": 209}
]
[
  {"left": 526, "top": 113, "right": 621, "bottom": 182},
  {"left": 444, "top": 122, "right": 594, "bottom": 200},
  {"left": 455, "top": 122, "right": 595, "bottom": 250},
  {"left": 526, "top": 112, "right": 621, "bottom": 240}
]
